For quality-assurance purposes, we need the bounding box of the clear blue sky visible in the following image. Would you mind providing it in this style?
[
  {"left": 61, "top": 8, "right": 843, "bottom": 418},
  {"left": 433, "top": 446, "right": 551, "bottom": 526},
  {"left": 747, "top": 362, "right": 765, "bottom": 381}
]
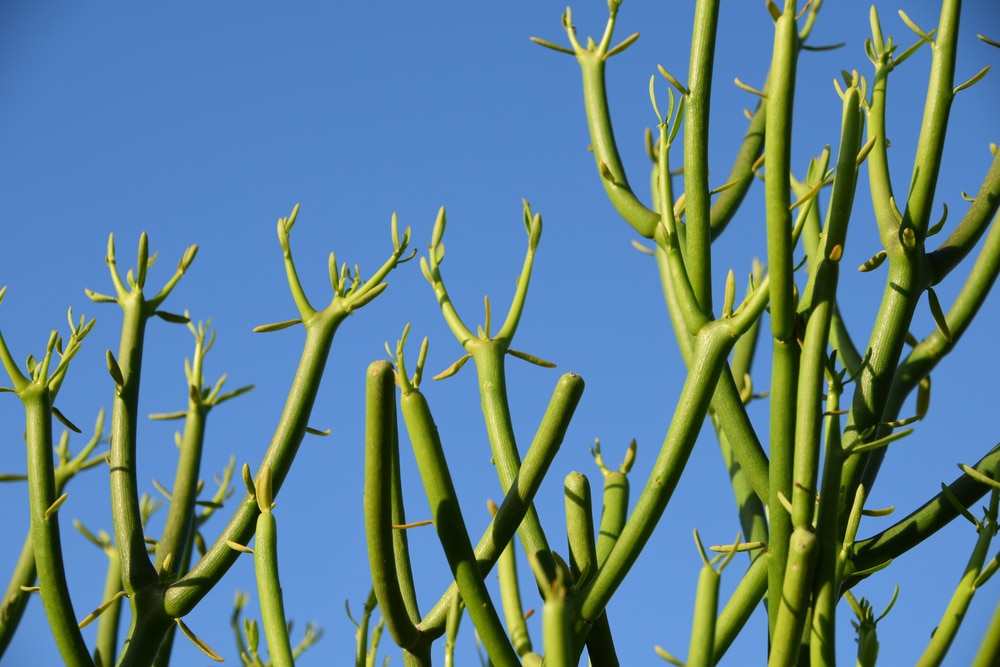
[{"left": 1, "top": 2, "right": 997, "bottom": 665}]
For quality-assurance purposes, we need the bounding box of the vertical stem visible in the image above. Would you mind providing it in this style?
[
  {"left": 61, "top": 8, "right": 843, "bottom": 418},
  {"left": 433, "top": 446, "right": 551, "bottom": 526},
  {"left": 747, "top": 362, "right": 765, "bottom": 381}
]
[
  {"left": 475, "top": 343, "right": 555, "bottom": 583},
  {"left": 110, "top": 295, "right": 158, "bottom": 594},
  {"left": 95, "top": 546, "right": 124, "bottom": 667},
  {"left": 23, "top": 389, "right": 93, "bottom": 666},
  {"left": 713, "top": 553, "right": 768, "bottom": 661},
  {"left": 683, "top": 0, "right": 721, "bottom": 312},
  {"left": 254, "top": 509, "right": 295, "bottom": 667},
  {"left": 767, "top": 527, "right": 817, "bottom": 666},
  {"left": 903, "top": 0, "right": 960, "bottom": 239},
  {"left": 841, "top": 0, "right": 962, "bottom": 531},
  {"left": 763, "top": 1, "right": 799, "bottom": 637}
]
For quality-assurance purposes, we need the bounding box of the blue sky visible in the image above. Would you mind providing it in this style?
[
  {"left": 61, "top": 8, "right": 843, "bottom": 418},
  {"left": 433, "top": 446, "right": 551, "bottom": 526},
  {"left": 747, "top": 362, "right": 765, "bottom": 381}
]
[{"left": 1, "top": 1, "right": 998, "bottom": 665}]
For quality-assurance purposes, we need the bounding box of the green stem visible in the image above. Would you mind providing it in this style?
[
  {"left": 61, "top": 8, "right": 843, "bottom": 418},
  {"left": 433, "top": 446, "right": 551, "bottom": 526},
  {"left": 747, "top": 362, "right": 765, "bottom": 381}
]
[
  {"left": 165, "top": 314, "right": 339, "bottom": 617},
  {"left": 901, "top": 0, "right": 960, "bottom": 240},
  {"left": 0, "top": 413, "right": 106, "bottom": 660},
  {"left": 94, "top": 544, "right": 123, "bottom": 667},
  {"left": 583, "top": 611, "right": 619, "bottom": 667},
  {"left": 709, "top": 97, "right": 766, "bottom": 238},
  {"left": 23, "top": 388, "right": 92, "bottom": 666},
  {"left": 564, "top": 472, "right": 596, "bottom": 589},
  {"left": 713, "top": 553, "right": 768, "bottom": 661},
  {"left": 971, "top": 591, "right": 1000, "bottom": 667},
  {"left": 166, "top": 209, "right": 408, "bottom": 624},
  {"left": 687, "top": 560, "right": 720, "bottom": 667},
  {"left": 419, "top": 373, "right": 583, "bottom": 635},
  {"left": 595, "top": 470, "right": 628, "bottom": 569},
  {"left": 915, "top": 494, "right": 997, "bottom": 666},
  {"left": 495, "top": 500, "right": 532, "bottom": 657},
  {"left": 682, "top": 0, "right": 721, "bottom": 312},
  {"left": 763, "top": 3, "right": 800, "bottom": 637},
  {"left": 364, "top": 360, "right": 424, "bottom": 652},
  {"left": 655, "top": 245, "right": 770, "bottom": 510},
  {"left": 254, "top": 502, "right": 294, "bottom": 667},
  {"left": 841, "top": 0, "right": 962, "bottom": 531},
  {"left": 863, "top": 203, "right": 1000, "bottom": 491},
  {"left": 576, "top": 325, "right": 734, "bottom": 626},
  {"left": 576, "top": 46, "right": 659, "bottom": 238},
  {"left": 110, "top": 293, "right": 159, "bottom": 595},
  {"left": 767, "top": 527, "right": 817, "bottom": 667},
  {"left": 474, "top": 343, "right": 556, "bottom": 582},
  {"left": 848, "top": 442, "right": 1000, "bottom": 585},
  {"left": 810, "top": 384, "right": 846, "bottom": 667},
  {"left": 400, "top": 386, "right": 519, "bottom": 666},
  {"left": 540, "top": 576, "right": 571, "bottom": 667},
  {"left": 152, "top": 391, "right": 207, "bottom": 581},
  {"left": 0, "top": 536, "right": 35, "bottom": 658},
  {"left": 927, "top": 153, "right": 1000, "bottom": 283}
]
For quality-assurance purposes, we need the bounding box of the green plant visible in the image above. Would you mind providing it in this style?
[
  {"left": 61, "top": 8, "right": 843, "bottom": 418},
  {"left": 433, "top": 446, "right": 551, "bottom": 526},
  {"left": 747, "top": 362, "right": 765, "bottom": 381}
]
[{"left": 1, "top": 0, "right": 998, "bottom": 665}]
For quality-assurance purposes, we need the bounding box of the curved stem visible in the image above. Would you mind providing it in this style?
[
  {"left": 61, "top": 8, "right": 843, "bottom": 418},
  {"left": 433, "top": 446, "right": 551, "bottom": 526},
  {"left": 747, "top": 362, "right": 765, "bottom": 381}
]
[
  {"left": 577, "top": 52, "right": 659, "bottom": 237},
  {"left": 419, "top": 372, "right": 583, "bottom": 635},
  {"left": 576, "top": 324, "right": 733, "bottom": 626},
  {"left": 365, "top": 361, "right": 424, "bottom": 652},
  {"left": 400, "top": 386, "right": 519, "bottom": 666}
]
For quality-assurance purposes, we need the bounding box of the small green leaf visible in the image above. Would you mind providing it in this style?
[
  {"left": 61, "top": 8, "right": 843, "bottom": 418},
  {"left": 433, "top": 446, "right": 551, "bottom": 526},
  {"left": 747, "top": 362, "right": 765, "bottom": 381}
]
[
  {"left": 52, "top": 406, "right": 81, "bottom": 433},
  {"left": 926, "top": 203, "right": 948, "bottom": 237},
  {"left": 858, "top": 250, "right": 887, "bottom": 272},
  {"left": 256, "top": 464, "right": 273, "bottom": 512},
  {"left": 242, "top": 463, "right": 256, "bottom": 498},
  {"left": 599, "top": 160, "right": 616, "bottom": 183},
  {"left": 655, "top": 645, "right": 685, "bottom": 665},
  {"left": 148, "top": 411, "right": 187, "bottom": 421},
  {"left": 508, "top": 349, "right": 556, "bottom": 368},
  {"left": 175, "top": 618, "right": 224, "bottom": 662},
  {"left": 105, "top": 350, "right": 125, "bottom": 389},
  {"left": 45, "top": 492, "right": 69, "bottom": 521},
  {"left": 926, "top": 288, "right": 952, "bottom": 341},
  {"left": 958, "top": 463, "right": 1000, "bottom": 491},
  {"left": 78, "top": 591, "right": 128, "bottom": 629},
  {"left": 213, "top": 384, "right": 255, "bottom": 406},
  {"left": 252, "top": 319, "right": 302, "bottom": 333},
  {"left": 722, "top": 269, "right": 736, "bottom": 318},
  {"left": 431, "top": 207, "right": 447, "bottom": 247},
  {"left": 939, "top": 482, "right": 980, "bottom": 527},
  {"left": 916, "top": 376, "right": 931, "bottom": 418},
  {"left": 432, "top": 353, "right": 472, "bottom": 381},
  {"left": 846, "top": 428, "right": 913, "bottom": 455},
  {"left": 529, "top": 36, "right": 576, "bottom": 55},
  {"left": 154, "top": 310, "right": 190, "bottom": 324},
  {"left": 733, "top": 77, "right": 766, "bottom": 98},
  {"left": 227, "top": 540, "right": 254, "bottom": 554},
  {"left": 954, "top": 65, "right": 990, "bottom": 95},
  {"left": 856, "top": 134, "right": 878, "bottom": 167},
  {"left": 606, "top": 32, "right": 640, "bottom": 57},
  {"left": 897, "top": 9, "right": 930, "bottom": 39},
  {"left": 85, "top": 288, "right": 118, "bottom": 304}
]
